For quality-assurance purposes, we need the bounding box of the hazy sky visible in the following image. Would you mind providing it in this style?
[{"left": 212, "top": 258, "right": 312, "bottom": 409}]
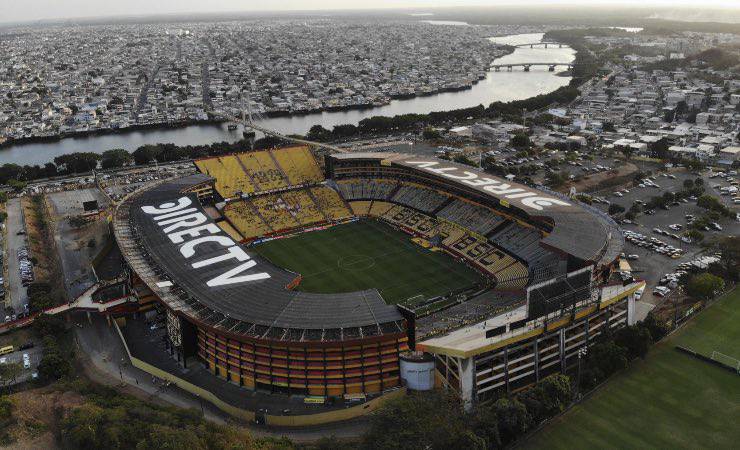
[{"left": 1, "top": 0, "right": 739, "bottom": 23}]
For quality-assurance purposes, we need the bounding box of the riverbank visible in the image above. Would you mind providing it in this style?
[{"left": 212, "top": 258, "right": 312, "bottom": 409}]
[
  {"left": 0, "top": 33, "right": 575, "bottom": 166},
  {"left": 0, "top": 119, "right": 228, "bottom": 150},
  {"left": 0, "top": 46, "right": 518, "bottom": 152}
]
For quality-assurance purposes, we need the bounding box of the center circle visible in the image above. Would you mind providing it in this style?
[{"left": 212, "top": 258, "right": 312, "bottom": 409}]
[{"left": 337, "top": 254, "right": 376, "bottom": 271}]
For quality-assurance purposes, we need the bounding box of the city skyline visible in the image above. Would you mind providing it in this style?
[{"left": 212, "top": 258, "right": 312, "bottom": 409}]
[{"left": 2, "top": 1, "right": 740, "bottom": 24}]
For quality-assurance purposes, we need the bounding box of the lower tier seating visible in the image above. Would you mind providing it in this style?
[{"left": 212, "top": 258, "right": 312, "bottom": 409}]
[
  {"left": 223, "top": 200, "right": 272, "bottom": 240},
  {"left": 310, "top": 186, "right": 352, "bottom": 221},
  {"left": 349, "top": 201, "right": 373, "bottom": 216}
]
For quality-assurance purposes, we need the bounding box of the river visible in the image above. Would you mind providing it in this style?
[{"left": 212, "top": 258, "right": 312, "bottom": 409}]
[{"left": 0, "top": 33, "right": 575, "bottom": 166}]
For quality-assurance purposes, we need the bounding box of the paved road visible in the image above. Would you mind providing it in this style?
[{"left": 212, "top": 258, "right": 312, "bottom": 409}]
[
  {"left": 5, "top": 198, "right": 28, "bottom": 316},
  {"left": 0, "top": 346, "right": 42, "bottom": 386}
]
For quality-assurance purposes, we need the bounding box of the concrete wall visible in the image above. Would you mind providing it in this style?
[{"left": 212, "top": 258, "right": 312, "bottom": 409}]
[{"left": 114, "top": 320, "right": 405, "bottom": 427}]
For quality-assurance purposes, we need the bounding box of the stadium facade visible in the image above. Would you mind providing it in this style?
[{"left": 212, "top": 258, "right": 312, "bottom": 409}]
[{"left": 111, "top": 146, "right": 639, "bottom": 415}]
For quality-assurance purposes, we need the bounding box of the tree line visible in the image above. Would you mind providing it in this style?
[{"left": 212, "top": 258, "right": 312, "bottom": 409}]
[{"left": 360, "top": 314, "right": 668, "bottom": 450}]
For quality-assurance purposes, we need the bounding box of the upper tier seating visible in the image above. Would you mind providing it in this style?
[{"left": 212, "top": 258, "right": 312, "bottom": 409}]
[
  {"left": 195, "top": 147, "right": 325, "bottom": 199},
  {"left": 194, "top": 156, "right": 256, "bottom": 198},
  {"left": 237, "top": 151, "right": 290, "bottom": 192},
  {"left": 437, "top": 199, "right": 506, "bottom": 236},
  {"left": 391, "top": 183, "right": 449, "bottom": 214},
  {"left": 271, "top": 147, "right": 324, "bottom": 185},
  {"left": 336, "top": 178, "right": 398, "bottom": 201},
  {"left": 490, "top": 222, "right": 542, "bottom": 256}
]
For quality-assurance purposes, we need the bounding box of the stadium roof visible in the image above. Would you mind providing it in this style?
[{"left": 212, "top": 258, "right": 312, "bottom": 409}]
[
  {"left": 118, "top": 174, "right": 404, "bottom": 340},
  {"left": 330, "top": 153, "right": 622, "bottom": 264}
]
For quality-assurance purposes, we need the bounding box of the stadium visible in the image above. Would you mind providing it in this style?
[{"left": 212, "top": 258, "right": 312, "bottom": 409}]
[{"left": 112, "top": 145, "right": 643, "bottom": 418}]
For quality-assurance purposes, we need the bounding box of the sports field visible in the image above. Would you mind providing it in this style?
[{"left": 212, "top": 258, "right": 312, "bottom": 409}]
[
  {"left": 523, "top": 288, "right": 740, "bottom": 449},
  {"left": 252, "top": 219, "right": 483, "bottom": 304}
]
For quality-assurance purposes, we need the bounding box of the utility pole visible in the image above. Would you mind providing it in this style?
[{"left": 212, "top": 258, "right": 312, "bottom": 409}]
[{"left": 576, "top": 347, "right": 587, "bottom": 400}]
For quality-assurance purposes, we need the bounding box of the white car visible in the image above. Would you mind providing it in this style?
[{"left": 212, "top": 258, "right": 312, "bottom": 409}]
[{"left": 23, "top": 353, "right": 30, "bottom": 369}]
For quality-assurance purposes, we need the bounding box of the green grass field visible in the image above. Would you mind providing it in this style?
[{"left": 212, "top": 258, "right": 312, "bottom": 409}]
[
  {"left": 252, "top": 219, "right": 482, "bottom": 304},
  {"left": 523, "top": 288, "right": 740, "bottom": 449}
]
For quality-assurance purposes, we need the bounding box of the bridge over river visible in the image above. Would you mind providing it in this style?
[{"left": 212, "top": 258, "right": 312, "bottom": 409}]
[{"left": 491, "top": 62, "right": 573, "bottom": 72}]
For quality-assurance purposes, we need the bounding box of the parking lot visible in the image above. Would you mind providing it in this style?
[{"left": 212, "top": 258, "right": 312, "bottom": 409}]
[
  {"left": 0, "top": 345, "right": 42, "bottom": 386},
  {"left": 100, "top": 164, "right": 197, "bottom": 201},
  {"left": 589, "top": 168, "right": 737, "bottom": 301},
  {"left": 4, "top": 198, "right": 29, "bottom": 319}
]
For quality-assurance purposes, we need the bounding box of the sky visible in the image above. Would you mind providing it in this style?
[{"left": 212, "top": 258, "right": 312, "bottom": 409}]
[{"left": 1, "top": 0, "right": 739, "bottom": 24}]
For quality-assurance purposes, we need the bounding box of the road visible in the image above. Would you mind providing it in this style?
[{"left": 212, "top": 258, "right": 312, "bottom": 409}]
[
  {"left": 4, "top": 198, "right": 28, "bottom": 317},
  {"left": 0, "top": 346, "right": 42, "bottom": 386}
]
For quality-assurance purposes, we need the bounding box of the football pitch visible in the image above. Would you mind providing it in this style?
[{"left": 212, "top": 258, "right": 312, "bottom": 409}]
[
  {"left": 252, "top": 219, "right": 483, "bottom": 304},
  {"left": 523, "top": 287, "right": 740, "bottom": 449}
]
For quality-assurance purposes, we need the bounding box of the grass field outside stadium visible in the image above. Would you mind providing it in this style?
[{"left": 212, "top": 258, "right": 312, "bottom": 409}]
[
  {"left": 252, "top": 219, "right": 483, "bottom": 304},
  {"left": 523, "top": 287, "right": 740, "bottom": 449}
]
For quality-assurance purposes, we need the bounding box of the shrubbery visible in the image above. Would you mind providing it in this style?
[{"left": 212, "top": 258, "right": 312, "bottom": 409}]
[
  {"left": 364, "top": 374, "right": 573, "bottom": 450},
  {"left": 59, "top": 383, "right": 292, "bottom": 450}
]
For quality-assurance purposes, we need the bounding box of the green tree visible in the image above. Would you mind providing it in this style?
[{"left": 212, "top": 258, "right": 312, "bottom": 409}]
[
  {"left": 493, "top": 397, "right": 529, "bottom": 445},
  {"left": 33, "top": 313, "right": 67, "bottom": 337},
  {"left": 7, "top": 179, "right": 26, "bottom": 192},
  {"left": 697, "top": 195, "right": 730, "bottom": 216},
  {"left": 642, "top": 312, "right": 670, "bottom": 342},
  {"left": 37, "top": 336, "right": 73, "bottom": 381},
  {"left": 620, "top": 146, "right": 634, "bottom": 160},
  {"left": 422, "top": 127, "right": 442, "bottom": 140},
  {"left": 686, "top": 273, "right": 725, "bottom": 301},
  {"left": 362, "top": 391, "right": 484, "bottom": 450},
  {"left": 54, "top": 152, "right": 101, "bottom": 173},
  {"left": 614, "top": 325, "right": 652, "bottom": 359},
  {"left": 581, "top": 341, "right": 628, "bottom": 389},
  {"left": 305, "top": 125, "right": 331, "bottom": 142},
  {"left": 546, "top": 170, "right": 569, "bottom": 189},
  {"left": 471, "top": 404, "right": 501, "bottom": 448},
  {"left": 711, "top": 236, "right": 739, "bottom": 282},
  {"left": 685, "top": 229, "right": 704, "bottom": 243},
  {"left": 510, "top": 133, "right": 531, "bottom": 149},
  {"left": 132, "top": 145, "right": 162, "bottom": 165},
  {"left": 0, "top": 395, "right": 15, "bottom": 446},
  {"left": 539, "top": 374, "right": 573, "bottom": 416},
  {"left": 0, "top": 362, "right": 23, "bottom": 388},
  {"left": 101, "top": 149, "right": 133, "bottom": 170},
  {"left": 608, "top": 203, "right": 625, "bottom": 215}
]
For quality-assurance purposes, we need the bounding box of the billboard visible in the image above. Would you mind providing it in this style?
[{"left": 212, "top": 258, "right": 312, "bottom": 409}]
[
  {"left": 83, "top": 200, "right": 99, "bottom": 212},
  {"left": 526, "top": 266, "right": 593, "bottom": 320}
]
